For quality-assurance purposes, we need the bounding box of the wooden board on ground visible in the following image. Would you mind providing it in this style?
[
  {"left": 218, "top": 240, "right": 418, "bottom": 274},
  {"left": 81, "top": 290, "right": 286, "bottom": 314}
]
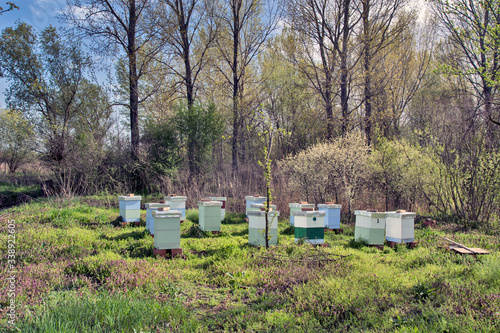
[{"left": 450, "top": 246, "right": 489, "bottom": 255}]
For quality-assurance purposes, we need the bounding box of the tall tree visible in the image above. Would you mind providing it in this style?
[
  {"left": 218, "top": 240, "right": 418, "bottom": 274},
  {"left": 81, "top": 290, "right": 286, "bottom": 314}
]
[
  {"left": 286, "top": 0, "right": 361, "bottom": 138},
  {"left": 158, "top": 0, "right": 218, "bottom": 175},
  {"left": 358, "top": 0, "right": 408, "bottom": 145},
  {"left": 214, "top": 0, "right": 280, "bottom": 173},
  {"left": 0, "top": 23, "right": 92, "bottom": 164},
  {"left": 63, "top": 0, "right": 162, "bottom": 159},
  {"left": 430, "top": 0, "right": 500, "bottom": 130}
]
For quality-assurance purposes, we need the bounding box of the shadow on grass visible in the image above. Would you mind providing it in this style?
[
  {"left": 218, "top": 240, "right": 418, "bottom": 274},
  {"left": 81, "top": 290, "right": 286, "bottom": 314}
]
[{"left": 100, "top": 229, "right": 149, "bottom": 241}]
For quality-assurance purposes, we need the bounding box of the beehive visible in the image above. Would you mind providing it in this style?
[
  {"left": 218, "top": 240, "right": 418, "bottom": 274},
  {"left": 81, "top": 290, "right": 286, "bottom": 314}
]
[
  {"left": 118, "top": 194, "right": 142, "bottom": 223},
  {"left": 248, "top": 203, "right": 277, "bottom": 215},
  {"left": 153, "top": 209, "right": 182, "bottom": 250},
  {"left": 145, "top": 202, "right": 170, "bottom": 233},
  {"left": 354, "top": 210, "right": 387, "bottom": 245},
  {"left": 289, "top": 202, "right": 315, "bottom": 226},
  {"left": 164, "top": 195, "right": 187, "bottom": 220},
  {"left": 385, "top": 211, "right": 416, "bottom": 243},
  {"left": 247, "top": 210, "right": 279, "bottom": 247},
  {"left": 317, "top": 203, "right": 342, "bottom": 229},
  {"left": 293, "top": 210, "right": 326, "bottom": 244},
  {"left": 245, "top": 195, "right": 267, "bottom": 217},
  {"left": 198, "top": 200, "right": 223, "bottom": 232},
  {"left": 206, "top": 196, "right": 227, "bottom": 220}
]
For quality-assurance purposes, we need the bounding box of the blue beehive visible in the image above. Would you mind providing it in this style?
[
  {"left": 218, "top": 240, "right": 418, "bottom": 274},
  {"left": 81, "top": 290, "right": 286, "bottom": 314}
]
[{"left": 317, "top": 203, "right": 342, "bottom": 229}]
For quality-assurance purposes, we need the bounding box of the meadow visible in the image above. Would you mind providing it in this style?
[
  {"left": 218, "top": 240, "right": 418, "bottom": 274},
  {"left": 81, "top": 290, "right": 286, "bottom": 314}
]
[{"left": 1, "top": 191, "right": 500, "bottom": 332}]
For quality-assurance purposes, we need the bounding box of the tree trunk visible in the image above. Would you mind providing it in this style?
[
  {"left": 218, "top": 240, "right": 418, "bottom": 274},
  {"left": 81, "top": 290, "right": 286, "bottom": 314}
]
[
  {"left": 340, "top": 0, "right": 351, "bottom": 136},
  {"left": 231, "top": 1, "right": 241, "bottom": 174},
  {"left": 128, "top": 0, "right": 139, "bottom": 160},
  {"left": 363, "top": 0, "right": 372, "bottom": 145}
]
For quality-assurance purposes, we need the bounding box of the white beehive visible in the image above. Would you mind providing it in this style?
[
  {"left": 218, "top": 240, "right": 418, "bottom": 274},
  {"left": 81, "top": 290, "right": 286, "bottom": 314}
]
[
  {"left": 354, "top": 210, "right": 387, "bottom": 245},
  {"left": 206, "top": 196, "right": 227, "bottom": 221},
  {"left": 164, "top": 195, "right": 187, "bottom": 221},
  {"left": 289, "top": 202, "right": 315, "bottom": 226},
  {"left": 247, "top": 210, "right": 279, "bottom": 246},
  {"left": 118, "top": 194, "right": 142, "bottom": 223},
  {"left": 385, "top": 211, "right": 416, "bottom": 243},
  {"left": 145, "top": 202, "right": 170, "bottom": 234},
  {"left": 245, "top": 195, "right": 267, "bottom": 217}
]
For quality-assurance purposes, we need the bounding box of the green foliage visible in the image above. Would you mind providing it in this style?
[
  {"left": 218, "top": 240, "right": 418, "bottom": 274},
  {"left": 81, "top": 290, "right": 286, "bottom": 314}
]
[
  {"left": 175, "top": 101, "right": 224, "bottom": 175},
  {"left": 0, "top": 109, "right": 35, "bottom": 173},
  {"left": 185, "top": 208, "right": 199, "bottom": 224}
]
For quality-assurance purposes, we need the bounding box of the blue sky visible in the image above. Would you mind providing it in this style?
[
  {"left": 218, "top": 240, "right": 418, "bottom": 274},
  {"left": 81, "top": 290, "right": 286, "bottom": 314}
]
[{"left": 0, "top": 0, "right": 67, "bottom": 108}]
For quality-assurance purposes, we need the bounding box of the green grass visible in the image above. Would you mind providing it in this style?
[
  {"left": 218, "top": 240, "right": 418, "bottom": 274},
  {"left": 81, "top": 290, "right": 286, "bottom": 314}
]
[{"left": 1, "top": 195, "right": 500, "bottom": 332}]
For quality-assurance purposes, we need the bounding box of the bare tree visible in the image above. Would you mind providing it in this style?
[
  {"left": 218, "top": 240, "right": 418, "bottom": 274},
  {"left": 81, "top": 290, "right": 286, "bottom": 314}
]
[
  {"left": 63, "top": 0, "right": 163, "bottom": 159},
  {"left": 357, "top": 0, "right": 408, "bottom": 145},
  {"left": 214, "top": 0, "right": 281, "bottom": 173}
]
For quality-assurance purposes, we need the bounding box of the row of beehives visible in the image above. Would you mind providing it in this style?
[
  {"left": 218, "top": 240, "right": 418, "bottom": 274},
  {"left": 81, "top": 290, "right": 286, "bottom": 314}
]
[{"left": 118, "top": 194, "right": 416, "bottom": 257}]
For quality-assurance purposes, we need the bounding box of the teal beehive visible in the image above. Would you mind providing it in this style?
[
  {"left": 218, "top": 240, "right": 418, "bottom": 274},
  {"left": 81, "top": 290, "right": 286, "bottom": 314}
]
[
  {"left": 198, "top": 200, "right": 223, "bottom": 232},
  {"left": 206, "top": 196, "right": 227, "bottom": 220},
  {"left": 153, "top": 208, "right": 182, "bottom": 250},
  {"left": 354, "top": 210, "right": 387, "bottom": 245},
  {"left": 118, "top": 194, "right": 142, "bottom": 223},
  {"left": 247, "top": 209, "right": 279, "bottom": 247},
  {"left": 293, "top": 210, "right": 325, "bottom": 245}
]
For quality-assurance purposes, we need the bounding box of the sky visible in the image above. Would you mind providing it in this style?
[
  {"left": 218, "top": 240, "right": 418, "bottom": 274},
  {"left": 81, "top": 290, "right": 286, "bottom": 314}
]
[{"left": 0, "top": 0, "right": 67, "bottom": 108}]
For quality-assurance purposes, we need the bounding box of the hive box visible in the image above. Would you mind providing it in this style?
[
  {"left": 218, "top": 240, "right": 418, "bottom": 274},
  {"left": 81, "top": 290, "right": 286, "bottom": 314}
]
[
  {"left": 145, "top": 202, "right": 170, "bottom": 234},
  {"left": 164, "top": 195, "right": 187, "bottom": 220},
  {"left": 118, "top": 195, "right": 142, "bottom": 223},
  {"left": 317, "top": 203, "right": 342, "bottom": 229},
  {"left": 206, "top": 197, "right": 227, "bottom": 220},
  {"left": 153, "top": 209, "right": 182, "bottom": 250},
  {"left": 245, "top": 196, "right": 267, "bottom": 217},
  {"left": 248, "top": 210, "right": 279, "bottom": 247},
  {"left": 289, "top": 203, "right": 315, "bottom": 226},
  {"left": 293, "top": 210, "right": 326, "bottom": 245},
  {"left": 248, "top": 203, "right": 277, "bottom": 215},
  {"left": 354, "top": 211, "right": 387, "bottom": 245},
  {"left": 385, "top": 211, "right": 416, "bottom": 243},
  {"left": 198, "top": 200, "right": 223, "bottom": 232}
]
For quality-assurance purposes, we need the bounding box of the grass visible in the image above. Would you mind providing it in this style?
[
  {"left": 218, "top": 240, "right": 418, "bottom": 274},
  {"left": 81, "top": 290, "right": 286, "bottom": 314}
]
[{"left": 0, "top": 194, "right": 500, "bottom": 332}]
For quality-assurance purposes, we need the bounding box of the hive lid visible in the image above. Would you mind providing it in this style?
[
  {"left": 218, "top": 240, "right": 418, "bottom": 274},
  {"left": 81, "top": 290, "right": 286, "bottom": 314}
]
[
  {"left": 386, "top": 211, "right": 416, "bottom": 218},
  {"left": 245, "top": 195, "right": 267, "bottom": 201},
  {"left": 118, "top": 194, "right": 142, "bottom": 201},
  {"left": 250, "top": 203, "right": 277, "bottom": 210},
  {"left": 354, "top": 210, "right": 388, "bottom": 218},
  {"left": 247, "top": 210, "right": 280, "bottom": 217},
  {"left": 289, "top": 203, "right": 315, "bottom": 209},
  {"left": 206, "top": 196, "right": 227, "bottom": 201},
  {"left": 153, "top": 209, "right": 182, "bottom": 217},
  {"left": 145, "top": 202, "right": 171, "bottom": 209},
  {"left": 317, "top": 203, "right": 342, "bottom": 209},
  {"left": 198, "top": 200, "right": 223, "bottom": 207},
  {"left": 293, "top": 210, "right": 325, "bottom": 217},
  {"left": 164, "top": 195, "right": 187, "bottom": 201}
]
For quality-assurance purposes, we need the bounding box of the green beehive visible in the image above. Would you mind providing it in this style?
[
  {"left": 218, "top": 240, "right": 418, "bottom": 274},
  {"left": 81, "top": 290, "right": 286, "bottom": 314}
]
[
  {"left": 118, "top": 194, "right": 142, "bottom": 223},
  {"left": 354, "top": 210, "right": 387, "bottom": 245},
  {"left": 153, "top": 209, "right": 182, "bottom": 250},
  {"left": 293, "top": 210, "right": 325, "bottom": 244},
  {"left": 289, "top": 202, "right": 315, "bottom": 226},
  {"left": 198, "top": 200, "right": 223, "bottom": 232},
  {"left": 164, "top": 195, "right": 187, "bottom": 221},
  {"left": 247, "top": 210, "right": 279, "bottom": 247}
]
